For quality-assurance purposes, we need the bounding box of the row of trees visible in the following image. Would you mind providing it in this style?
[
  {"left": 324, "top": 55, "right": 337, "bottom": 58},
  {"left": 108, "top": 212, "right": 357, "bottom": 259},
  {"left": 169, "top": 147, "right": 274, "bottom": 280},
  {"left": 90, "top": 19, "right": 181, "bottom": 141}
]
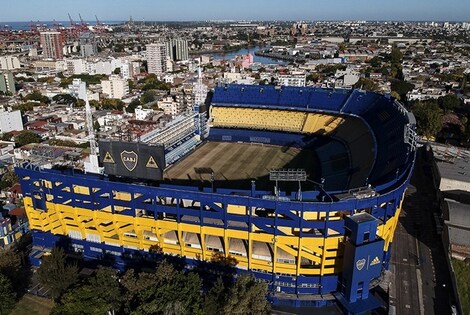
[
  {"left": 0, "top": 236, "right": 33, "bottom": 314},
  {"left": 39, "top": 247, "right": 270, "bottom": 315},
  {"left": 410, "top": 94, "right": 470, "bottom": 144}
]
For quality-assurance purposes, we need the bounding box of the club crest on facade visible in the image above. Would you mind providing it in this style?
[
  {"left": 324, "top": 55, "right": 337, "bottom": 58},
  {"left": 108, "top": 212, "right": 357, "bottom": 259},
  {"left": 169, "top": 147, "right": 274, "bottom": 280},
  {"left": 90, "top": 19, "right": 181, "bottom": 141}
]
[
  {"left": 356, "top": 258, "right": 366, "bottom": 271},
  {"left": 121, "top": 151, "right": 138, "bottom": 171}
]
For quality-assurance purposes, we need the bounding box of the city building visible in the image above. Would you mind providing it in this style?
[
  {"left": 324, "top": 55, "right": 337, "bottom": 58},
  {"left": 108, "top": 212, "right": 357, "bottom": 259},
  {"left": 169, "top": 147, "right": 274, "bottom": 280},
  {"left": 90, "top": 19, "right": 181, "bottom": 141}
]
[
  {"left": 277, "top": 74, "right": 306, "bottom": 87},
  {"left": 68, "top": 79, "right": 87, "bottom": 101},
  {"left": 157, "top": 96, "right": 184, "bottom": 118},
  {"left": 166, "top": 38, "right": 189, "bottom": 61},
  {"left": 0, "top": 56, "right": 20, "bottom": 70},
  {"left": 101, "top": 75, "right": 129, "bottom": 99},
  {"left": 134, "top": 106, "right": 154, "bottom": 120},
  {"left": 146, "top": 43, "right": 167, "bottom": 76},
  {"left": 66, "top": 59, "right": 86, "bottom": 75},
  {"left": 0, "top": 107, "right": 23, "bottom": 133},
  {"left": 442, "top": 195, "right": 470, "bottom": 259},
  {"left": 0, "top": 72, "right": 15, "bottom": 94},
  {"left": 79, "top": 32, "right": 97, "bottom": 57},
  {"left": 40, "top": 31, "right": 64, "bottom": 60}
]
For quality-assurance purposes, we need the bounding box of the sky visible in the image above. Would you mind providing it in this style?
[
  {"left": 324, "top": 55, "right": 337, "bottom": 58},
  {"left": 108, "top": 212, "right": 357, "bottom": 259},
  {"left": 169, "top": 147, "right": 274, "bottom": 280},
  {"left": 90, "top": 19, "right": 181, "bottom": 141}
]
[{"left": 1, "top": 0, "right": 469, "bottom": 22}]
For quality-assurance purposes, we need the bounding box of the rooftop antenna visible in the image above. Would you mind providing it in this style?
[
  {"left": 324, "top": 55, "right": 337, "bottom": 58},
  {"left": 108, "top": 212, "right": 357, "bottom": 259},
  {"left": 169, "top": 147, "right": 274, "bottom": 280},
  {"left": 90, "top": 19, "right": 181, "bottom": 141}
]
[{"left": 84, "top": 86, "right": 104, "bottom": 174}]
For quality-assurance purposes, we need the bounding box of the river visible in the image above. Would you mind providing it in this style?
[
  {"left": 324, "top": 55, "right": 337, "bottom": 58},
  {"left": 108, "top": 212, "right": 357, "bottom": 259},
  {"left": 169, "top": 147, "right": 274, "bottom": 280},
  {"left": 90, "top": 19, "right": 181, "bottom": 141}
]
[{"left": 211, "top": 46, "right": 287, "bottom": 65}]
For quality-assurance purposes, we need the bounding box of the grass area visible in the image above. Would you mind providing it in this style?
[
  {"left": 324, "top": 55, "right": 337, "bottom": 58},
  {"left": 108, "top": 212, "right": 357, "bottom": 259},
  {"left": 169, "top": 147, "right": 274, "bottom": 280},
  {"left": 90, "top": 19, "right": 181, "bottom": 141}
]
[
  {"left": 12, "top": 294, "right": 54, "bottom": 315},
  {"left": 452, "top": 259, "right": 470, "bottom": 315}
]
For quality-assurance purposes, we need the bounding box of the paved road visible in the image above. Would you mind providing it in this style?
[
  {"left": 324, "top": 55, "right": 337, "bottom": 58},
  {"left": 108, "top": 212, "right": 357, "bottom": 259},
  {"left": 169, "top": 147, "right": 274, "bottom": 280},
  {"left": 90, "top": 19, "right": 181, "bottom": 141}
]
[{"left": 390, "top": 148, "right": 456, "bottom": 315}]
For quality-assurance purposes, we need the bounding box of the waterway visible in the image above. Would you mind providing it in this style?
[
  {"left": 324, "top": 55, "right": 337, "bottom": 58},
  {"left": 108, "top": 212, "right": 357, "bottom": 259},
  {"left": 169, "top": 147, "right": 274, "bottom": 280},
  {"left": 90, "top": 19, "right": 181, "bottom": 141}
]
[
  {"left": 211, "top": 46, "right": 287, "bottom": 65},
  {"left": 0, "top": 21, "right": 123, "bottom": 31}
]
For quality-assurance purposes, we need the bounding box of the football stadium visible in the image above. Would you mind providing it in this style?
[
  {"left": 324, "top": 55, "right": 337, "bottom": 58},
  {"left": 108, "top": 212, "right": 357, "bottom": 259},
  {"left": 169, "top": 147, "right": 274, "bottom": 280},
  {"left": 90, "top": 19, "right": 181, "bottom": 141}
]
[{"left": 16, "top": 84, "right": 417, "bottom": 312}]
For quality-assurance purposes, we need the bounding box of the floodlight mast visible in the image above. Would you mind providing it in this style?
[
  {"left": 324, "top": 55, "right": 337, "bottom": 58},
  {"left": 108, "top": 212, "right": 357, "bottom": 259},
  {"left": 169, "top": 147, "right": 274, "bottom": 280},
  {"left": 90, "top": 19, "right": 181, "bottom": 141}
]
[
  {"left": 269, "top": 169, "right": 306, "bottom": 201},
  {"left": 84, "top": 86, "right": 104, "bottom": 174}
]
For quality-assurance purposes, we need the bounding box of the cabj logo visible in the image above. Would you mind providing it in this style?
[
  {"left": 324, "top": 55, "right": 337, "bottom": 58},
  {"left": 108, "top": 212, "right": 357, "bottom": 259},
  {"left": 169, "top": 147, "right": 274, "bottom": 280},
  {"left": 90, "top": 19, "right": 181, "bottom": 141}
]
[
  {"left": 121, "top": 151, "right": 138, "bottom": 171},
  {"left": 356, "top": 258, "right": 366, "bottom": 271}
]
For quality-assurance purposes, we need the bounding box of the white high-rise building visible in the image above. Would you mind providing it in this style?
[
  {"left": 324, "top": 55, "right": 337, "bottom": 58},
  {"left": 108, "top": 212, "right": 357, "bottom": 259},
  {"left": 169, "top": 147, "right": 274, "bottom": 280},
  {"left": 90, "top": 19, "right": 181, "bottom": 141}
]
[
  {"left": 66, "top": 59, "right": 86, "bottom": 75},
  {"left": 0, "top": 108, "right": 23, "bottom": 133},
  {"left": 146, "top": 43, "right": 167, "bottom": 76},
  {"left": 166, "top": 39, "right": 189, "bottom": 61},
  {"left": 120, "top": 61, "right": 134, "bottom": 80},
  {"left": 101, "top": 75, "right": 129, "bottom": 99},
  {"left": 68, "top": 79, "right": 87, "bottom": 101},
  {"left": 0, "top": 56, "right": 20, "bottom": 70}
]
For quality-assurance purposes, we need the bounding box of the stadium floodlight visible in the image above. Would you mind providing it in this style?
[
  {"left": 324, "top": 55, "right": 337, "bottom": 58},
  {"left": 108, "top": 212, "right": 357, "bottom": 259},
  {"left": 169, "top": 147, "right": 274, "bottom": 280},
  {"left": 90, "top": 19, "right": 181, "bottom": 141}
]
[
  {"left": 269, "top": 169, "right": 307, "bottom": 182},
  {"left": 270, "top": 169, "right": 306, "bottom": 201}
]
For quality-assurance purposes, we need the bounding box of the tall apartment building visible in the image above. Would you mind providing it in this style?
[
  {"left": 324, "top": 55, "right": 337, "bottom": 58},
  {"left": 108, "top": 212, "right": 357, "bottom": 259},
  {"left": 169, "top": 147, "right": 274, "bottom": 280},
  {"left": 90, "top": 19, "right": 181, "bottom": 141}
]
[
  {"left": 0, "top": 107, "right": 23, "bottom": 133},
  {"left": 101, "top": 75, "right": 129, "bottom": 99},
  {"left": 0, "top": 72, "right": 15, "bottom": 94},
  {"left": 40, "top": 32, "right": 64, "bottom": 60},
  {"left": 146, "top": 43, "right": 167, "bottom": 76},
  {"left": 68, "top": 79, "right": 87, "bottom": 101},
  {"left": 79, "top": 32, "right": 97, "bottom": 57},
  {"left": 166, "top": 39, "right": 189, "bottom": 61},
  {"left": 0, "top": 56, "right": 20, "bottom": 70}
]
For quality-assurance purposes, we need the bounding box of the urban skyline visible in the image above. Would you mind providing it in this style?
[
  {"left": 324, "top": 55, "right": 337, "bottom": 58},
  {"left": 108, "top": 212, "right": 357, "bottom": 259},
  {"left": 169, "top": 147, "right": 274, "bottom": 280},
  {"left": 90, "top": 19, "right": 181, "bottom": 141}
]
[{"left": 1, "top": 0, "right": 470, "bottom": 22}]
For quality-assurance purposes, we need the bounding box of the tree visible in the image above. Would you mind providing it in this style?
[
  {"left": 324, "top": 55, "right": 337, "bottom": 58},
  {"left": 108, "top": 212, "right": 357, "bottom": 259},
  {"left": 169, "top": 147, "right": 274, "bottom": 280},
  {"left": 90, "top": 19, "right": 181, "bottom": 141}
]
[
  {"left": 0, "top": 170, "right": 19, "bottom": 190},
  {"left": 0, "top": 274, "right": 16, "bottom": 315},
  {"left": 438, "top": 94, "right": 461, "bottom": 113},
  {"left": 121, "top": 262, "right": 203, "bottom": 315},
  {"left": 15, "top": 131, "right": 42, "bottom": 147},
  {"left": 411, "top": 101, "right": 443, "bottom": 139},
  {"left": 52, "top": 94, "right": 77, "bottom": 106},
  {"left": 354, "top": 78, "right": 380, "bottom": 92},
  {"left": 126, "top": 99, "right": 141, "bottom": 114},
  {"left": 203, "top": 277, "right": 227, "bottom": 315},
  {"left": 0, "top": 250, "right": 21, "bottom": 293},
  {"left": 23, "top": 90, "right": 50, "bottom": 104},
  {"left": 224, "top": 274, "right": 270, "bottom": 315},
  {"left": 52, "top": 267, "right": 121, "bottom": 315},
  {"left": 37, "top": 247, "right": 79, "bottom": 300},
  {"left": 141, "top": 90, "right": 156, "bottom": 104},
  {"left": 390, "top": 47, "right": 403, "bottom": 64},
  {"left": 391, "top": 79, "right": 414, "bottom": 101},
  {"left": 100, "top": 98, "right": 125, "bottom": 111}
]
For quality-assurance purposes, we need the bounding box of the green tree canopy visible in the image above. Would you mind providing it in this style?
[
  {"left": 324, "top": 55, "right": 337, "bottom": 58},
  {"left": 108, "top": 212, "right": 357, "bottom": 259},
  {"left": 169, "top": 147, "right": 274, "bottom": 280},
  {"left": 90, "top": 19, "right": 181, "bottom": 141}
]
[
  {"left": 101, "top": 98, "right": 125, "bottom": 111},
  {"left": 140, "top": 90, "right": 156, "bottom": 104},
  {"left": 0, "top": 274, "right": 16, "bottom": 315},
  {"left": 411, "top": 101, "right": 443, "bottom": 139},
  {"left": 37, "top": 247, "right": 79, "bottom": 301},
  {"left": 0, "top": 170, "right": 19, "bottom": 190},
  {"left": 15, "top": 131, "right": 42, "bottom": 147},
  {"left": 52, "top": 94, "right": 78, "bottom": 106},
  {"left": 391, "top": 79, "right": 415, "bottom": 101},
  {"left": 127, "top": 98, "right": 141, "bottom": 114},
  {"left": 438, "top": 94, "right": 462, "bottom": 113},
  {"left": 23, "top": 90, "right": 50, "bottom": 104},
  {"left": 51, "top": 267, "right": 121, "bottom": 315},
  {"left": 354, "top": 78, "right": 380, "bottom": 92},
  {"left": 121, "top": 261, "right": 202, "bottom": 315}
]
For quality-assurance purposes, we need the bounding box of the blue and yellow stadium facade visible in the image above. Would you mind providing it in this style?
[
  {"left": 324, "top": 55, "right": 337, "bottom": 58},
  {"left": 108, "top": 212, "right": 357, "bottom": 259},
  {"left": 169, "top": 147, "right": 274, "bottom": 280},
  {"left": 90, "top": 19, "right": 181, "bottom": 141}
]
[{"left": 17, "top": 85, "right": 416, "bottom": 309}]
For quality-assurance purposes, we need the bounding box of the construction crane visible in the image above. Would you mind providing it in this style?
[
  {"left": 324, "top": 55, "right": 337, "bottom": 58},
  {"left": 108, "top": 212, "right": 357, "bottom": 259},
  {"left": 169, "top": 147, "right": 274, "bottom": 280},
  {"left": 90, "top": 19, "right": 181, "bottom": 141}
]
[{"left": 68, "top": 13, "right": 74, "bottom": 27}]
